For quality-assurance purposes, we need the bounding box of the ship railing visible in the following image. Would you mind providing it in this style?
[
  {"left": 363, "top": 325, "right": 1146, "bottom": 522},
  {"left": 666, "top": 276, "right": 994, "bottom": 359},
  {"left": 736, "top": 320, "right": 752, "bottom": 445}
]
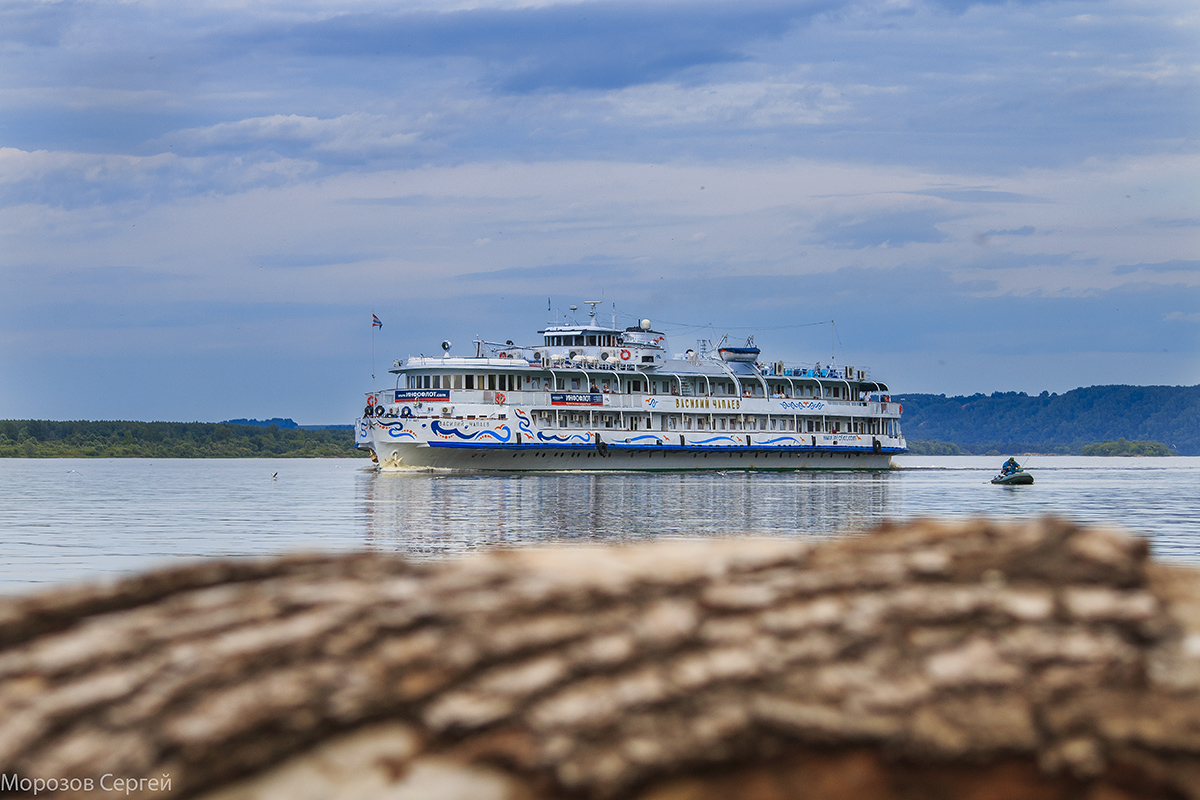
[
  {"left": 390, "top": 390, "right": 903, "bottom": 416},
  {"left": 760, "top": 365, "right": 874, "bottom": 380}
]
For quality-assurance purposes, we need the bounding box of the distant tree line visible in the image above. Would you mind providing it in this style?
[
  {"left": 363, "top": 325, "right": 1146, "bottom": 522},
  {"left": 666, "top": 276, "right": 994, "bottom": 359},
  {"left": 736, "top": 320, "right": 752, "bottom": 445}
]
[
  {"left": 1081, "top": 439, "right": 1171, "bottom": 457},
  {"left": 903, "top": 440, "right": 966, "bottom": 456},
  {"left": 0, "top": 420, "right": 369, "bottom": 458},
  {"left": 896, "top": 385, "right": 1199, "bottom": 455},
  {"left": 221, "top": 418, "right": 300, "bottom": 429}
]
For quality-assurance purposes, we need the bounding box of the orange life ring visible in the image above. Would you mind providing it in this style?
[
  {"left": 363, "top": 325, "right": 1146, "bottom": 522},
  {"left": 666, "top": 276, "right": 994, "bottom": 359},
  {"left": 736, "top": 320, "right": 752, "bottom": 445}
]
[
  {"left": 495, "top": 392, "right": 506, "bottom": 404},
  {"left": 366, "top": 395, "right": 377, "bottom": 406},
  {"left": 620, "top": 349, "right": 631, "bottom": 361},
  {"left": 498, "top": 351, "right": 508, "bottom": 358}
]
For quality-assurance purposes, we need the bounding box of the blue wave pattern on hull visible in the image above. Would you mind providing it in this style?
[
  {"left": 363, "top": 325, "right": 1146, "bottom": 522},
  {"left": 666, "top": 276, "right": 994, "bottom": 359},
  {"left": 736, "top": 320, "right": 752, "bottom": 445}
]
[
  {"left": 403, "top": 432, "right": 903, "bottom": 453},
  {"left": 623, "top": 434, "right": 665, "bottom": 444},
  {"left": 515, "top": 408, "right": 534, "bottom": 437},
  {"left": 431, "top": 420, "right": 512, "bottom": 442},
  {"left": 536, "top": 430, "right": 593, "bottom": 444}
]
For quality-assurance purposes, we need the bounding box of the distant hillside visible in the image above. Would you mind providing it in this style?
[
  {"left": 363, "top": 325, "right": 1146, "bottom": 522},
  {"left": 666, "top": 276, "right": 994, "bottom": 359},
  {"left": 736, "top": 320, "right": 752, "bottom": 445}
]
[
  {"left": 0, "top": 420, "right": 368, "bottom": 458},
  {"left": 221, "top": 418, "right": 299, "bottom": 429},
  {"left": 896, "top": 385, "right": 1200, "bottom": 455},
  {"left": 221, "top": 419, "right": 352, "bottom": 432}
]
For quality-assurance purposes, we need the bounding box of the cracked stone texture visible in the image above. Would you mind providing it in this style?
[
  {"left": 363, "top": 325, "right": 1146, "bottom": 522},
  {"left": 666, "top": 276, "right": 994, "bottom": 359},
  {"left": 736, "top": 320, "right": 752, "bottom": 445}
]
[{"left": 3, "top": 517, "right": 1200, "bottom": 799}]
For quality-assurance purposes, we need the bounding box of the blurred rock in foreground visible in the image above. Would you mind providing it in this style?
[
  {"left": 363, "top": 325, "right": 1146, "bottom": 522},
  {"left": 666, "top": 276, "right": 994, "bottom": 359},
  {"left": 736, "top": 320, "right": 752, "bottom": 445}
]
[{"left": 3, "top": 518, "right": 1200, "bottom": 799}]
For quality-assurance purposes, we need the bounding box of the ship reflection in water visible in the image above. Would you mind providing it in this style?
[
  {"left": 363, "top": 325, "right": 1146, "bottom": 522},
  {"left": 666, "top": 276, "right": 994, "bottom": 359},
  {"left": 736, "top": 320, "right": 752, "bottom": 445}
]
[{"left": 358, "top": 470, "right": 893, "bottom": 559}]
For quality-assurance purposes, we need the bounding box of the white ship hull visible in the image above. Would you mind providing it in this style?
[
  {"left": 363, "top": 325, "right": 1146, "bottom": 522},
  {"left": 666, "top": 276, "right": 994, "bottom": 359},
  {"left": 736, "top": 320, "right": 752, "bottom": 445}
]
[
  {"left": 360, "top": 434, "right": 896, "bottom": 472},
  {"left": 356, "top": 405, "right": 903, "bottom": 472}
]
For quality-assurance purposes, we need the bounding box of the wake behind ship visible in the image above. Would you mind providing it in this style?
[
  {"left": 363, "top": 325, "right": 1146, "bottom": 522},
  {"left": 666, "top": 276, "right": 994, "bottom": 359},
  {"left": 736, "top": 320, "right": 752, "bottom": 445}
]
[{"left": 356, "top": 304, "right": 906, "bottom": 471}]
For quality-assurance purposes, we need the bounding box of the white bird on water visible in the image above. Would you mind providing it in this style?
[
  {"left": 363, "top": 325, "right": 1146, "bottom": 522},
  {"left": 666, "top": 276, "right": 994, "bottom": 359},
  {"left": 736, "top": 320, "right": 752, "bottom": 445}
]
[{"left": 272, "top": 472, "right": 278, "bottom": 480}]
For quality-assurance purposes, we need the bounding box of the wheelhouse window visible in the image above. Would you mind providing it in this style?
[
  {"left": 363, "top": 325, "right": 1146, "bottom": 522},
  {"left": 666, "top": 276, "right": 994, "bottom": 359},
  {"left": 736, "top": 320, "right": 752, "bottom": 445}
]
[{"left": 464, "top": 375, "right": 474, "bottom": 390}]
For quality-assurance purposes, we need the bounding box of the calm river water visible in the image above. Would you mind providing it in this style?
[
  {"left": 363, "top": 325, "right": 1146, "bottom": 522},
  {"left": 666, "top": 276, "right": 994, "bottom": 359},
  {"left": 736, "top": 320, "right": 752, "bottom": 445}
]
[{"left": 0, "top": 456, "right": 1197, "bottom": 591}]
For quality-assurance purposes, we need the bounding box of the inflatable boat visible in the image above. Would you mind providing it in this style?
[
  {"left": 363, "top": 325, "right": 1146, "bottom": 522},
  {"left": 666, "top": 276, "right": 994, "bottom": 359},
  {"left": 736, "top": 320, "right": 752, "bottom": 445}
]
[{"left": 991, "top": 471, "right": 1034, "bottom": 485}]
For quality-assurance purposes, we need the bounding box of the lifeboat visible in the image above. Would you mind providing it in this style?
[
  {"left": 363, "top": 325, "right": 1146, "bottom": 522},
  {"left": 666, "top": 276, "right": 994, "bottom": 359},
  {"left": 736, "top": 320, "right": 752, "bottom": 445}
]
[{"left": 718, "top": 336, "right": 761, "bottom": 363}]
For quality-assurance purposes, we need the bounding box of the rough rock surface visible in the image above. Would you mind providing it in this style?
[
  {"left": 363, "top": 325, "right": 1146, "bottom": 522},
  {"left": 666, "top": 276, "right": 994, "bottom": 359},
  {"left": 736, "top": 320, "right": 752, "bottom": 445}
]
[{"left": 3, "top": 518, "right": 1200, "bottom": 799}]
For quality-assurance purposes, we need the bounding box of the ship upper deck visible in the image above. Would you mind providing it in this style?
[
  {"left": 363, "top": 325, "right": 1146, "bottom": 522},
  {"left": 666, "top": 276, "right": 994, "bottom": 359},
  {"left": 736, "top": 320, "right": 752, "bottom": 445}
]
[{"left": 387, "top": 313, "right": 890, "bottom": 395}]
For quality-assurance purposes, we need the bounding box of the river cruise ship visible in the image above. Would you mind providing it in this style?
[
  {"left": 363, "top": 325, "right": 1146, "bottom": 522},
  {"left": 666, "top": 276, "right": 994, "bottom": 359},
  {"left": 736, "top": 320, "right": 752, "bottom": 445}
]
[{"left": 356, "top": 306, "right": 905, "bottom": 470}]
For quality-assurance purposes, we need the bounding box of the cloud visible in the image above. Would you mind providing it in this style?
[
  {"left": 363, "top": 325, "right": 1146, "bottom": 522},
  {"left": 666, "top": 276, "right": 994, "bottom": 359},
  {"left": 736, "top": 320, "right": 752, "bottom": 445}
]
[
  {"left": 814, "top": 209, "right": 951, "bottom": 248},
  {"left": 460, "top": 258, "right": 641, "bottom": 283},
  {"left": 1112, "top": 259, "right": 1200, "bottom": 276},
  {"left": 1147, "top": 218, "right": 1200, "bottom": 229},
  {"left": 254, "top": 252, "right": 380, "bottom": 268},
  {"left": 605, "top": 79, "right": 861, "bottom": 127},
  {"left": 258, "top": 1, "right": 833, "bottom": 92},
  {"left": 959, "top": 250, "right": 1082, "bottom": 271},
  {"left": 972, "top": 225, "right": 1036, "bottom": 245},
  {"left": 1165, "top": 311, "right": 1200, "bottom": 324},
  {"left": 913, "top": 189, "right": 1043, "bottom": 204},
  {"left": 154, "top": 114, "right": 420, "bottom": 157},
  {"left": 0, "top": 147, "right": 171, "bottom": 186},
  {"left": 0, "top": 146, "right": 317, "bottom": 208},
  {"left": 0, "top": 1, "right": 76, "bottom": 47}
]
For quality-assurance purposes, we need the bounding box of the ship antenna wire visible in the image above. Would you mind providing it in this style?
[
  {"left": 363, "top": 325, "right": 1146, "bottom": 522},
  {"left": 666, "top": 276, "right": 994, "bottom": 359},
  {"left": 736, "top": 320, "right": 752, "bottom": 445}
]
[{"left": 832, "top": 319, "right": 848, "bottom": 365}]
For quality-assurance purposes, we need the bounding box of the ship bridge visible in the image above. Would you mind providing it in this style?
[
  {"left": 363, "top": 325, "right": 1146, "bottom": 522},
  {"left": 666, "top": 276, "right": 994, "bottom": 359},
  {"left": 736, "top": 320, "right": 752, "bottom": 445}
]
[{"left": 535, "top": 317, "right": 669, "bottom": 370}]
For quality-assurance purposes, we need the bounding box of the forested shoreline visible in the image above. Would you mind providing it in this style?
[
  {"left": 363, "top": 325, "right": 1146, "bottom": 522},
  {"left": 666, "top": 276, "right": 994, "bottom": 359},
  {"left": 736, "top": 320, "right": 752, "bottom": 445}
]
[
  {"left": 896, "top": 384, "right": 1199, "bottom": 456},
  {"left": 0, "top": 420, "right": 367, "bottom": 458}
]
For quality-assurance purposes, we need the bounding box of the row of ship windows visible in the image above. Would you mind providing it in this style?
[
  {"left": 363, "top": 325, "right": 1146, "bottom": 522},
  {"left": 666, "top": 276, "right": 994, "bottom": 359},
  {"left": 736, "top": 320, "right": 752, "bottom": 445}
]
[
  {"left": 409, "top": 373, "right": 523, "bottom": 391},
  {"left": 545, "top": 334, "right": 619, "bottom": 347},
  {"left": 407, "top": 373, "right": 854, "bottom": 399},
  {"left": 535, "top": 412, "right": 896, "bottom": 436}
]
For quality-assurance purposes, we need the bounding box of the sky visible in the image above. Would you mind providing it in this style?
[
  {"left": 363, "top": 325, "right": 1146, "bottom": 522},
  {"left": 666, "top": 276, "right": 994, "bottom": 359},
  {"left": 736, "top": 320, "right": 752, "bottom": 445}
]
[{"left": 1, "top": 0, "right": 1197, "bottom": 424}]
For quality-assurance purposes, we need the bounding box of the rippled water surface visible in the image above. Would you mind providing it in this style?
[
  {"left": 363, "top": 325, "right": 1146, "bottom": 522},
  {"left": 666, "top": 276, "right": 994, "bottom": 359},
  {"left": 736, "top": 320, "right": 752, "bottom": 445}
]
[{"left": 1, "top": 456, "right": 1197, "bottom": 590}]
